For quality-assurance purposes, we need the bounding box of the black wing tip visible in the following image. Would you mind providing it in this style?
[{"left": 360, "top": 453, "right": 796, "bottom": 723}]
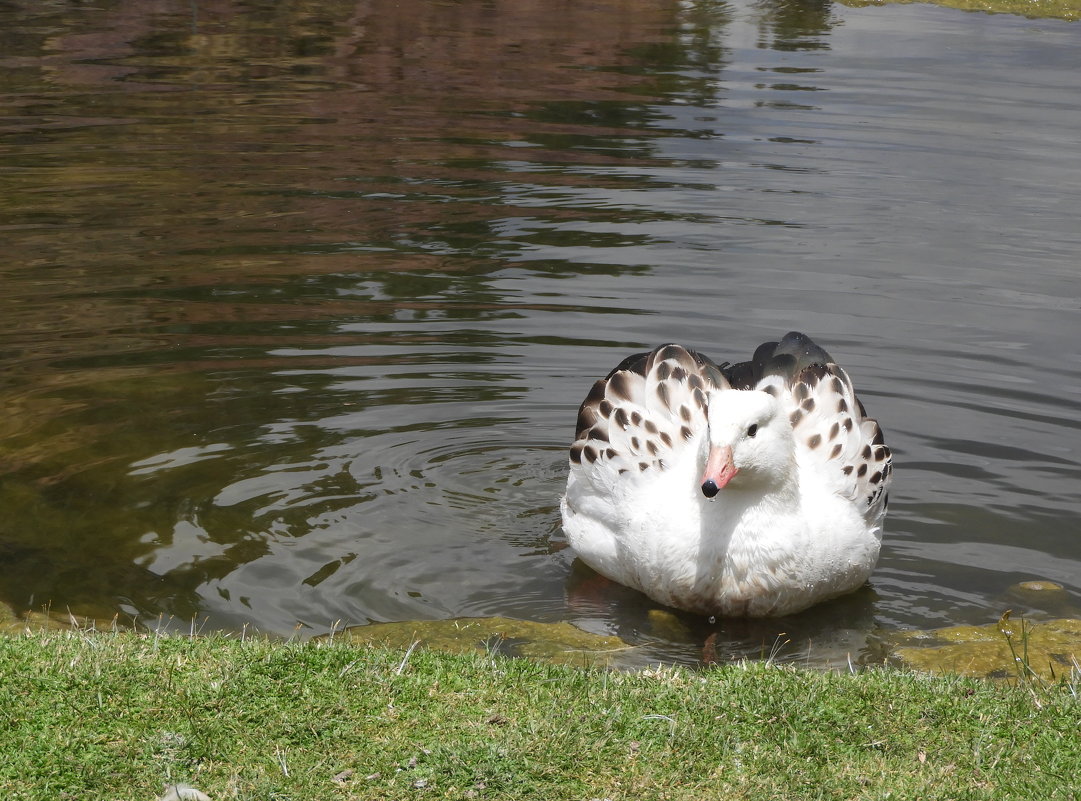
[
  {"left": 605, "top": 351, "right": 651, "bottom": 380},
  {"left": 724, "top": 331, "right": 837, "bottom": 388},
  {"left": 775, "top": 331, "right": 833, "bottom": 370}
]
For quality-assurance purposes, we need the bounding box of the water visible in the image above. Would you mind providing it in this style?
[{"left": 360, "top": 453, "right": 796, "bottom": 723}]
[{"left": 1, "top": 0, "right": 1078, "bottom": 668}]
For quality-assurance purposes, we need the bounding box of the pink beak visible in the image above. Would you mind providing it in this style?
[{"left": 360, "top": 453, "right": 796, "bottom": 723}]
[{"left": 701, "top": 445, "right": 737, "bottom": 498}]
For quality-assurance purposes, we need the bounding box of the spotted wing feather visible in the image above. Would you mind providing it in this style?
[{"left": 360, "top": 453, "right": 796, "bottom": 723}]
[
  {"left": 765, "top": 359, "right": 891, "bottom": 525},
  {"left": 723, "top": 331, "right": 891, "bottom": 523},
  {"left": 570, "top": 344, "right": 729, "bottom": 479}
]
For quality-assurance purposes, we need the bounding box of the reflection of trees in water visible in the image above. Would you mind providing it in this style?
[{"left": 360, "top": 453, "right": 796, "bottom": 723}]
[
  {"left": 4, "top": 0, "right": 741, "bottom": 314},
  {"left": 751, "top": 0, "right": 836, "bottom": 50}
]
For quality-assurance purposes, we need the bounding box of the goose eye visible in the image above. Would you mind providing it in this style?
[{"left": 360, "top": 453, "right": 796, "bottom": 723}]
[{"left": 746, "top": 423, "right": 759, "bottom": 438}]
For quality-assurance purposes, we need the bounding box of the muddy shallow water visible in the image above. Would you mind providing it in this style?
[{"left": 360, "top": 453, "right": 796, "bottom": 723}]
[{"left": 1, "top": 0, "right": 1079, "bottom": 668}]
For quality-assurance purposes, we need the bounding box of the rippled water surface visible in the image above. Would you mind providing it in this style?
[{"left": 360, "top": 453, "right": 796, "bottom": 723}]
[{"left": 1, "top": 0, "right": 1079, "bottom": 667}]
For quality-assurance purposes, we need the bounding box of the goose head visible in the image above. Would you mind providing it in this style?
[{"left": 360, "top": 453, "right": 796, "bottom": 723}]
[{"left": 700, "top": 389, "right": 793, "bottom": 497}]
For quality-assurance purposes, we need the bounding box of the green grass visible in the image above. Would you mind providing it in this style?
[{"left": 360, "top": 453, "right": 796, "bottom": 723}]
[
  {"left": 0, "top": 630, "right": 1077, "bottom": 800},
  {"left": 840, "top": 0, "right": 1081, "bottom": 21}
]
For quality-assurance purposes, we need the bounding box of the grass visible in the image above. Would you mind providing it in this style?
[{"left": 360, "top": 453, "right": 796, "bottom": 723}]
[
  {"left": 0, "top": 629, "right": 1078, "bottom": 800},
  {"left": 840, "top": 0, "right": 1081, "bottom": 21}
]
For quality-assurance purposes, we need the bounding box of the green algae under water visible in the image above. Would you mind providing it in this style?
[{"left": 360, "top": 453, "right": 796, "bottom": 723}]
[
  {"left": 4, "top": 597, "right": 1080, "bottom": 681},
  {"left": 890, "top": 617, "right": 1081, "bottom": 681},
  {"left": 323, "top": 617, "right": 638, "bottom": 669}
]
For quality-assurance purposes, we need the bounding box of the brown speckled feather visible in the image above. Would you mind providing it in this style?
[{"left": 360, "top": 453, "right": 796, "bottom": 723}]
[
  {"left": 765, "top": 361, "right": 891, "bottom": 524},
  {"left": 725, "top": 331, "right": 890, "bottom": 524},
  {"left": 571, "top": 344, "right": 728, "bottom": 476}
]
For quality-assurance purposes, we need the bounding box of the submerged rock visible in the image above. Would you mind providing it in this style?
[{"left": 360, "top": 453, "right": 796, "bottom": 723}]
[
  {"left": 1004, "top": 580, "right": 1081, "bottom": 618},
  {"left": 323, "top": 616, "right": 634, "bottom": 667},
  {"left": 889, "top": 616, "right": 1081, "bottom": 681},
  {"left": 644, "top": 609, "right": 695, "bottom": 642}
]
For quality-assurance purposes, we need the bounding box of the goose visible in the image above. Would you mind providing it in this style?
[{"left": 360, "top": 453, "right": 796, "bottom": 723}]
[{"left": 560, "top": 332, "right": 892, "bottom": 617}]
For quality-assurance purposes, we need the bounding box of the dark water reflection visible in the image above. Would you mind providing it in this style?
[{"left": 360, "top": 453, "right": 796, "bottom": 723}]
[{"left": 1, "top": 0, "right": 1078, "bottom": 667}]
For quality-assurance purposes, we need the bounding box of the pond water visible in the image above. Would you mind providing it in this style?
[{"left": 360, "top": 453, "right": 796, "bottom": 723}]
[{"left": 1, "top": 0, "right": 1079, "bottom": 668}]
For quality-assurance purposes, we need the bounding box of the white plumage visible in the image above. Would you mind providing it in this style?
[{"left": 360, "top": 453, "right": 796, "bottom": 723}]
[{"left": 560, "top": 332, "right": 892, "bottom": 617}]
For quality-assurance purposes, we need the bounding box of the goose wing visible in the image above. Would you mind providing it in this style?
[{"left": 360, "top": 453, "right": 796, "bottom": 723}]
[
  {"left": 728, "top": 331, "right": 892, "bottom": 525},
  {"left": 569, "top": 344, "right": 729, "bottom": 483}
]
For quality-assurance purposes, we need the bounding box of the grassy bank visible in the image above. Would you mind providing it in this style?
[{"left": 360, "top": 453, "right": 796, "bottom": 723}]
[{"left": 0, "top": 630, "right": 1077, "bottom": 800}]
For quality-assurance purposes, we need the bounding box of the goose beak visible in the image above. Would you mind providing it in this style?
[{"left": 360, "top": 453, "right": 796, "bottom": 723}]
[{"left": 701, "top": 445, "right": 737, "bottom": 498}]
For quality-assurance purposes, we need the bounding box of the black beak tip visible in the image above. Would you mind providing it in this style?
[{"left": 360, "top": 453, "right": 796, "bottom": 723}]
[{"left": 701, "top": 479, "right": 719, "bottom": 498}]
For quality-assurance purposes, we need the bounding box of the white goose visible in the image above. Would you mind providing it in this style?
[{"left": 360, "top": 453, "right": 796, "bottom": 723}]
[{"left": 560, "top": 332, "right": 892, "bottom": 617}]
